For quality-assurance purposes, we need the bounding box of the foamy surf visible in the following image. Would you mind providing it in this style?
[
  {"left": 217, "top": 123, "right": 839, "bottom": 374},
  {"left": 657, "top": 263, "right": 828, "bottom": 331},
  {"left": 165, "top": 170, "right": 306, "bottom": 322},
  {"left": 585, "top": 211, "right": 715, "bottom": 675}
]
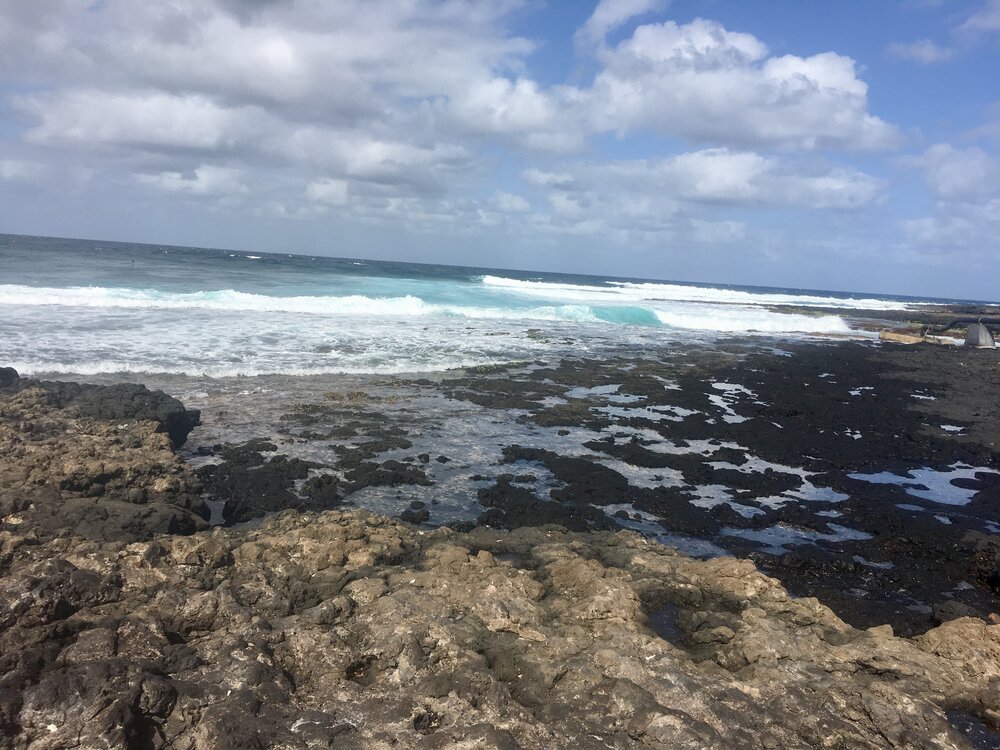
[
  {"left": 0, "top": 283, "right": 853, "bottom": 333},
  {"left": 0, "top": 235, "right": 935, "bottom": 378},
  {"left": 480, "top": 275, "right": 916, "bottom": 311}
]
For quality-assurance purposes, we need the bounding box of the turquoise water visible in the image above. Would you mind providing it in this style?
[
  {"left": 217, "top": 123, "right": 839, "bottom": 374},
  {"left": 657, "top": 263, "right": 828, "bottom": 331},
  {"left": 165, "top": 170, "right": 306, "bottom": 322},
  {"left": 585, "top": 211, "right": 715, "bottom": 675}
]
[{"left": 0, "top": 233, "right": 942, "bottom": 377}]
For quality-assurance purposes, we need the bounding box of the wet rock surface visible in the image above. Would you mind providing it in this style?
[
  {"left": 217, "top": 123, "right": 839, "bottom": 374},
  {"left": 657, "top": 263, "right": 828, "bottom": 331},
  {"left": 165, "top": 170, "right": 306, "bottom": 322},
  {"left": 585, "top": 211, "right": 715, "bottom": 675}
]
[
  {"left": 3, "top": 340, "right": 1000, "bottom": 747},
  {"left": 161, "top": 341, "right": 1000, "bottom": 637},
  {"left": 432, "top": 342, "right": 1000, "bottom": 636},
  {"left": 197, "top": 440, "right": 322, "bottom": 524}
]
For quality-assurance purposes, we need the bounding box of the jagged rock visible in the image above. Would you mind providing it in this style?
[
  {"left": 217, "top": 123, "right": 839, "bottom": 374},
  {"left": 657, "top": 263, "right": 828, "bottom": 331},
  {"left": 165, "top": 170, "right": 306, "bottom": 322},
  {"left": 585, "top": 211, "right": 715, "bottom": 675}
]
[
  {"left": 197, "top": 441, "right": 319, "bottom": 524},
  {"left": 0, "top": 371, "right": 200, "bottom": 447},
  {"left": 3, "top": 374, "right": 1000, "bottom": 748},
  {"left": 477, "top": 477, "right": 617, "bottom": 532},
  {"left": 0, "top": 384, "right": 208, "bottom": 542},
  {"left": 1, "top": 511, "right": 998, "bottom": 748}
]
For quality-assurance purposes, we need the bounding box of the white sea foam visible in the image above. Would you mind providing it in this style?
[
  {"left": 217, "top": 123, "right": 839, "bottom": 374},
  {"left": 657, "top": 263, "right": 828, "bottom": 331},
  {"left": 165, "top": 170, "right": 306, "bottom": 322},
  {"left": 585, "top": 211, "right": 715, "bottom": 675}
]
[
  {"left": 653, "top": 307, "right": 852, "bottom": 333},
  {"left": 0, "top": 273, "right": 874, "bottom": 378},
  {"left": 0, "top": 285, "right": 436, "bottom": 315},
  {"left": 481, "top": 275, "right": 915, "bottom": 311},
  {"left": 0, "top": 284, "right": 604, "bottom": 323},
  {"left": 1, "top": 358, "right": 518, "bottom": 378},
  {"left": 0, "top": 283, "right": 858, "bottom": 334},
  {"left": 721, "top": 523, "right": 873, "bottom": 554}
]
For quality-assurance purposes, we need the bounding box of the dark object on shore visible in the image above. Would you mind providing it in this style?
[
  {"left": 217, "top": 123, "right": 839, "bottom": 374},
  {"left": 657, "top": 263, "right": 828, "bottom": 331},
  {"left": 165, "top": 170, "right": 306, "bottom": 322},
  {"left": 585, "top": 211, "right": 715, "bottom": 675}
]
[
  {"left": 933, "top": 317, "right": 1000, "bottom": 348},
  {"left": 0, "top": 366, "right": 18, "bottom": 388},
  {"left": 966, "top": 322, "right": 997, "bottom": 348},
  {"left": 399, "top": 505, "right": 430, "bottom": 524}
]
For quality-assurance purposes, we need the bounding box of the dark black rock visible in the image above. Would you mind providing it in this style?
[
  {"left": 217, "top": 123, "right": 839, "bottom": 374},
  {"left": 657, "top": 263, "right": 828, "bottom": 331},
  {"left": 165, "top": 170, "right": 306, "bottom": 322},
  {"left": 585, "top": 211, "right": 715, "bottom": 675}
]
[
  {"left": 0, "top": 367, "right": 18, "bottom": 388},
  {"left": 413, "top": 710, "right": 441, "bottom": 735},
  {"left": 198, "top": 441, "right": 320, "bottom": 524},
  {"left": 502, "top": 446, "right": 630, "bottom": 506},
  {"left": 343, "top": 460, "right": 431, "bottom": 491},
  {"left": 399, "top": 507, "right": 430, "bottom": 524},
  {"left": 477, "top": 479, "right": 615, "bottom": 532},
  {"left": 301, "top": 474, "right": 342, "bottom": 507}
]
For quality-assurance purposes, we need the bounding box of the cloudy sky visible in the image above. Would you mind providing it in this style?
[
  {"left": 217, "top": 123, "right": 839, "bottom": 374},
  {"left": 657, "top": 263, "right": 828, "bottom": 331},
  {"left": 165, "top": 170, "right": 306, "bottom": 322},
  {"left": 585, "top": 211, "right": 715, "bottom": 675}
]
[{"left": 1, "top": 0, "right": 998, "bottom": 298}]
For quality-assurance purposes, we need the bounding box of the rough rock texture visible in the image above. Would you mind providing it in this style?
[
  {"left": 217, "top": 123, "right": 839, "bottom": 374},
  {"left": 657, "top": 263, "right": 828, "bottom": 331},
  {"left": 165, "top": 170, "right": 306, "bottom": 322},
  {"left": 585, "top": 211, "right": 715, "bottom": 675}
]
[
  {"left": 0, "top": 369, "right": 200, "bottom": 448},
  {"left": 438, "top": 344, "right": 1000, "bottom": 635},
  {"left": 197, "top": 440, "right": 322, "bottom": 524},
  {"left": 3, "top": 368, "right": 1000, "bottom": 748},
  {"left": 2, "top": 511, "right": 999, "bottom": 749},
  {"left": 0, "top": 378, "right": 208, "bottom": 542}
]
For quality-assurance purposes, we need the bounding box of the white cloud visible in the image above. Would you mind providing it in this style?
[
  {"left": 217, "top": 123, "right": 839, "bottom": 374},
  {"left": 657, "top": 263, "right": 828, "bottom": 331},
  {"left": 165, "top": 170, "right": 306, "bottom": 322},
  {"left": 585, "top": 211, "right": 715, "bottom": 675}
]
[
  {"left": 899, "top": 143, "right": 1000, "bottom": 259},
  {"left": 583, "top": 19, "right": 897, "bottom": 150},
  {"left": 913, "top": 143, "right": 1000, "bottom": 202},
  {"left": 691, "top": 219, "right": 747, "bottom": 243},
  {"left": 138, "top": 165, "right": 248, "bottom": 196},
  {"left": 888, "top": 39, "right": 953, "bottom": 63},
  {"left": 575, "top": 0, "right": 667, "bottom": 50},
  {"left": 20, "top": 90, "right": 264, "bottom": 152},
  {"left": 0, "top": 0, "right": 902, "bottom": 263},
  {"left": 902, "top": 216, "right": 975, "bottom": 246},
  {"left": 665, "top": 150, "right": 770, "bottom": 201},
  {"left": 959, "top": 0, "right": 1000, "bottom": 32},
  {"left": 576, "top": 149, "right": 882, "bottom": 208},
  {"left": 8, "top": 3, "right": 897, "bottom": 168},
  {"left": 449, "top": 78, "right": 555, "bottom": 133},
  {"left": 516, "top": 149, "right": 881, "bottom": 244},
  {"left": 969, "top": 118, "right": 1000, "bottom": 142},
  {"left": 306, "top": 178, "right": 350, "bottom": 206},
  {"left": 493, "top": 191, "right": 531, "bottom": 212},
  {"left": 441, "top": 76, "right": 585, "bottom": 152},
  {"left": 522, "top": 169, "right": 578, "bottom": 189},
  {"left": 0, "top": 0, "right": 533, "bottom": 113}
]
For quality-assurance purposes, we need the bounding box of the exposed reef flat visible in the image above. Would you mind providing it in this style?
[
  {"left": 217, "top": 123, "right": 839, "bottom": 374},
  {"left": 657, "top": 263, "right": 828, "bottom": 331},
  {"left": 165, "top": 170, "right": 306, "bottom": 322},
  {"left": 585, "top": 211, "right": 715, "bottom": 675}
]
[
  {"left": 2, "top": 333, "right": 1000, "bottom": 748},
  {"left": 145, "top": 339, "right": 1000, "bottom": 637}
]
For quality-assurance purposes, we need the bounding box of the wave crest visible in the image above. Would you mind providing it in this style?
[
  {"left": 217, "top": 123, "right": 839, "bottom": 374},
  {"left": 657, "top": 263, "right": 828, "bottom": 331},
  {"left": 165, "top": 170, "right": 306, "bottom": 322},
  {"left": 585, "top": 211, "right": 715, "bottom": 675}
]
[
  {"left": 0, "top": 283, "right": 853, "bottom": 334},
  {"left": 481, "top": 275, "right": 912, "bottom": 311}
]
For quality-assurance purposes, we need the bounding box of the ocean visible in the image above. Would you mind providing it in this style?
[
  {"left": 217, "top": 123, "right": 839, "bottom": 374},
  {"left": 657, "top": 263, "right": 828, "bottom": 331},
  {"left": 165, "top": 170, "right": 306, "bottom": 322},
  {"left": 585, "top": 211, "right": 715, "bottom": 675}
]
[{"left": 0, "top": 233, "right": 944, "bottom": 378}]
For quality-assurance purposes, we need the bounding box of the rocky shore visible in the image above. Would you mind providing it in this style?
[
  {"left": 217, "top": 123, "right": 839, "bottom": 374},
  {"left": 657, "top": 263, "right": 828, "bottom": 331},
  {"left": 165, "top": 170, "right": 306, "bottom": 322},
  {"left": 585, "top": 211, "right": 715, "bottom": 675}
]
[
  {"left": 163, "top": 340, "right": 1000, "bottom": 637},
  {"left": 2, "top": 350, "right": 1000, "bottom": 748}
]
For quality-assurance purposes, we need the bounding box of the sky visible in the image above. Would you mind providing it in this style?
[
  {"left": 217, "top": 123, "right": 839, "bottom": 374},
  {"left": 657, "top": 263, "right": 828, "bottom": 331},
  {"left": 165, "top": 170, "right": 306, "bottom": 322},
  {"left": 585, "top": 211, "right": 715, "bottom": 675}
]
[{"left": 0, "top": 0, "right": 998, "bottom": 299}]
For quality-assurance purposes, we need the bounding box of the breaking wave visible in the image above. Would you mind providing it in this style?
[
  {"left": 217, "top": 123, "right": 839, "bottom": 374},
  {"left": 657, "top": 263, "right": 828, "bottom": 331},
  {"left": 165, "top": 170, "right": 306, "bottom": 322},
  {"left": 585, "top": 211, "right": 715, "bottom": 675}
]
[
  {"left": 0, "top": 284, "right": 852, "bottom": 333},
  {"left": 480, "top": 275, "right": 914, "bottom": 311}
]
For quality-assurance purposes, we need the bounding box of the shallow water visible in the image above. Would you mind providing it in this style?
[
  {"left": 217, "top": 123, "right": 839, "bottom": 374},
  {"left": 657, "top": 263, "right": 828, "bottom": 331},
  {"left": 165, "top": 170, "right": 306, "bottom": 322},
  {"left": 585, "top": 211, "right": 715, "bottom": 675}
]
[{"left": 850, "top": 464, "right": 999, "bottom": 506}]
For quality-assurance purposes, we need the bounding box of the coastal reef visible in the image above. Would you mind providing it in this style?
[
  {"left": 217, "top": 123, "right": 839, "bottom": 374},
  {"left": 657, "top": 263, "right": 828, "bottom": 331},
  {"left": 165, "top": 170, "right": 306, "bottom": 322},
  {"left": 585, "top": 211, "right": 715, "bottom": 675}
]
[
  {"left": 190, "top": 341, "right": 1000, "bottom": 637},
  {"left": 2, "top": 369, "right": 1000, "bottom": 748}
]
